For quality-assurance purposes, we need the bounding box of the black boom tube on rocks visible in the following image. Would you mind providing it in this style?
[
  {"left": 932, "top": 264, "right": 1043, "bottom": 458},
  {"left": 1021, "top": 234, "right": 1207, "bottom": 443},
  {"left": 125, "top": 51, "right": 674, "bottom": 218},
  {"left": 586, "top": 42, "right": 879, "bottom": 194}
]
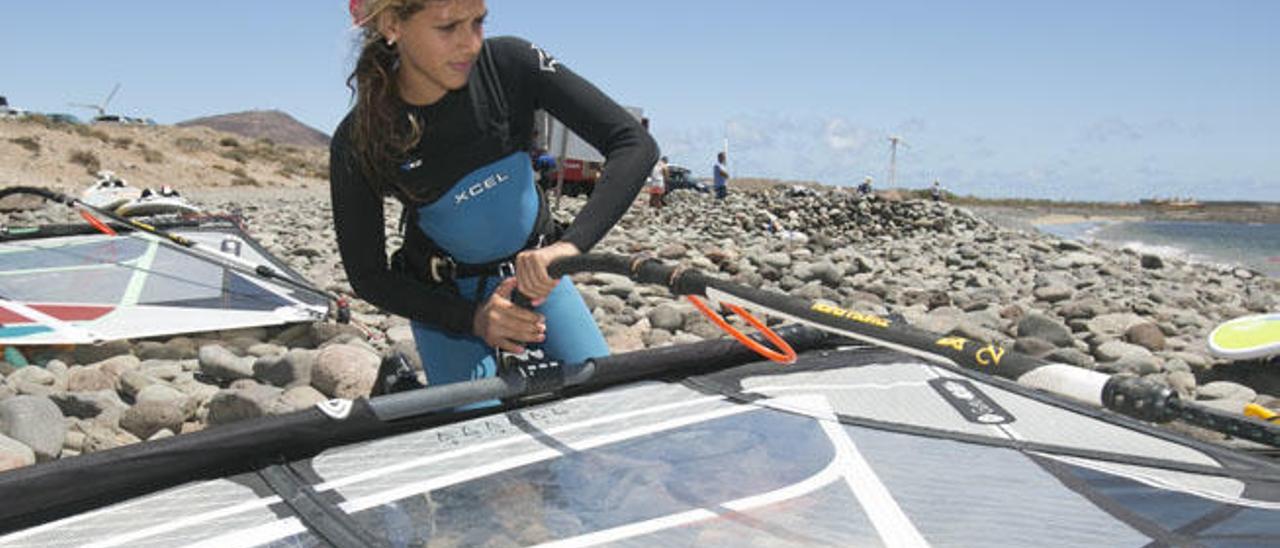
[{"left": 543, "top": 253, "right": 1280, "bottom": 449}]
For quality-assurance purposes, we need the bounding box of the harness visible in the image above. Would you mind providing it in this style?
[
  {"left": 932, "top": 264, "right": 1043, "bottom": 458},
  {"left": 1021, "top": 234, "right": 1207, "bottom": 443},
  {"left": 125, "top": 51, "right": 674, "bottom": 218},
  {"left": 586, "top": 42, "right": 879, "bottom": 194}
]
[{"left": 394, "top": 198, "right": 563, "bottom": 284}]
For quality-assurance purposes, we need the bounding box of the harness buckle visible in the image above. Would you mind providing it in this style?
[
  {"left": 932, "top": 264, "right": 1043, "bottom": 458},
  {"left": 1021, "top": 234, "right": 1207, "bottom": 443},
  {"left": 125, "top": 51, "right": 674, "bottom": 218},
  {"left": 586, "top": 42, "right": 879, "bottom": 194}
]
[
  {"left": 428, "top": 255, "right": 456, "bottom": 283},
  {"left": 497, "top": 261, "right": 516, "bottom": 278}
]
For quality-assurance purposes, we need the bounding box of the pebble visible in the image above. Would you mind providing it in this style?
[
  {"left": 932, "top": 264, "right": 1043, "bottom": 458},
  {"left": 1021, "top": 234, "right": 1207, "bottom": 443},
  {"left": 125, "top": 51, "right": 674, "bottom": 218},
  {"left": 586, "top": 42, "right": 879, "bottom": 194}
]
[{"left": 198, "top": 345, "right": 257, "bottom": 381}]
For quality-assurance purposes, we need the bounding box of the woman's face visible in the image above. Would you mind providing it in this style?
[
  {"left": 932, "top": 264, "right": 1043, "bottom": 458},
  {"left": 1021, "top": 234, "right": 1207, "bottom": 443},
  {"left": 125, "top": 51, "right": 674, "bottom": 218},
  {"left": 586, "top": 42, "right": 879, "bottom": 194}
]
[{"left": 383, "top": 0, "right": 487, "bottom": 104}]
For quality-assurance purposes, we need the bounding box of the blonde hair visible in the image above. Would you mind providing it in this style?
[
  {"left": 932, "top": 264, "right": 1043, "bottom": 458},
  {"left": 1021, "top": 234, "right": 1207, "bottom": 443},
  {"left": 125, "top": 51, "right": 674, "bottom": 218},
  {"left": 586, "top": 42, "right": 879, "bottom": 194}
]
[{"left": 346, "top": 0, "right": 441, "bottom": 194}]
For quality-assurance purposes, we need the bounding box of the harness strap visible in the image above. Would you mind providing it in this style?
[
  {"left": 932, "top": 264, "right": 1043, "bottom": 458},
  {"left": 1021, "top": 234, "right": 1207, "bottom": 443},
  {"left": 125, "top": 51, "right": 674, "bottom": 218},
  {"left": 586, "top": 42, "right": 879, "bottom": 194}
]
[{"left": 427, "top": 233, "right": 549, "bottom": 283}]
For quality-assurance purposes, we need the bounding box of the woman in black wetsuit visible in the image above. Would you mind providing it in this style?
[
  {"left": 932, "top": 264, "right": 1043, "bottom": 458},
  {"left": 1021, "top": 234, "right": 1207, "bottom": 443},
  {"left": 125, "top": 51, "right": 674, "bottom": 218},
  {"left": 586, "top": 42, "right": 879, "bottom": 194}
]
[{"left": 331, "top": 0, "right": 657, "bottom": 403}]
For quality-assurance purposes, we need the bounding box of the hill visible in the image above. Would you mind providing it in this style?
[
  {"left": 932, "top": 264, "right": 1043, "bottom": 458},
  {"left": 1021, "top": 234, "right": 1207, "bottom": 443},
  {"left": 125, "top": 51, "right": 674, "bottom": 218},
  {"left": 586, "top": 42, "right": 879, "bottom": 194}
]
[
  {"left": 177, "top": 110, "right": 330, "bottom": 148},
  {"left": 0, "top": 115, "right": 328, "bottom": 206}
]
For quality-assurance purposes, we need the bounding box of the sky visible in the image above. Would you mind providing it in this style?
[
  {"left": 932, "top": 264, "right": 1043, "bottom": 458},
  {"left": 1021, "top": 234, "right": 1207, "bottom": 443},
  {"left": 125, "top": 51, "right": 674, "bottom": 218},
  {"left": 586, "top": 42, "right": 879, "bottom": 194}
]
[{"left": 3, "top": 1, "right": 1276, "bottom": 202}]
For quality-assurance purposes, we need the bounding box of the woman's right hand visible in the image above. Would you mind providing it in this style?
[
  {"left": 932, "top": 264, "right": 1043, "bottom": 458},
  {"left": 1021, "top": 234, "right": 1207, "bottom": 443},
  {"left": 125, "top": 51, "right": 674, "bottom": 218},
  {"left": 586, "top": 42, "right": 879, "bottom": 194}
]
[{"left": 473, "top": 277, "right": 546, "bottom": 354}]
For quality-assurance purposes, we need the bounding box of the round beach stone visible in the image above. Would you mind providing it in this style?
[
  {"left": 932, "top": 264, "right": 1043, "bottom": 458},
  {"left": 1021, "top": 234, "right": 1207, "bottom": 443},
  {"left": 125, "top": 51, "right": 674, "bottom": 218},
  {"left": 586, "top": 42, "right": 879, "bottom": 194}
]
[
  {"left": 66, "top": 367, "right": 115, "bottom": 393},
  {"left": 95, "top": 354, "right": 142, "bottom": 382},
  {"left": 311, "top": 344, "right": 379, "bottom": 399},
  {"left": 270, "top": 386, "right": 329, "bottom": 415},
  {"left": 0, "top": 395, "right": 66, "bottom": 461},
  {"left": 1014, "top": 337, "right": 1056, "bottom": 358},
  {"left": 1124, "top": 322, "right": 1166, "bottom": 352},
  {"left": 1045, "top": 347, "right": 1095, "bottom": 369},
  {"left": 254, "top": 348, "right": 318, "bottom": 388},
  {"left": 647, "top": 304, "right": 686, "bottom": 332},
  {"left": 49, "top": 390, "right": 128, "bottom": 420},
  {"left": 1094, "top": 340, "right": 1154, "bottom": 363},
  {"left": 137, "top": 384, "right": 193, "bottom": 412},
  {"left": 135, "top": 341, "right": 190, "bottom": 361},
  {"left": 198, "top": 344, "right": 256, "bottom": 381},
  {"left": 207, "top": 385, "right": 285, "bottom": 426},
  {"left": 1197, "top": 381, "right": 1256, "bottom": 403},
  {"left": 74, "top": 340, "right": 134, "bottom": 366},
  {"left": 1016, "top": 312, "right": 1074, "bottom": 347},
  {"left": 120, "top": 400, "right": 186, "bottom": 440},
  {"left": 0, "top": 434, "right": 36, "bottom": 472}
]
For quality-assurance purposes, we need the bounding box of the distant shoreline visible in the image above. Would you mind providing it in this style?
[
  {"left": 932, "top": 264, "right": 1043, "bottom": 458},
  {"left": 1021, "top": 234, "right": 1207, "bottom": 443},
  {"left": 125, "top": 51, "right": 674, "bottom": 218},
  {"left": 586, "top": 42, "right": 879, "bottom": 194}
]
[
  {"left": 728, "top": 178, "right": 1280, "bottom": 225},
  {"left": 966, "top": 202, "right": 1280, "bottom": 227}
]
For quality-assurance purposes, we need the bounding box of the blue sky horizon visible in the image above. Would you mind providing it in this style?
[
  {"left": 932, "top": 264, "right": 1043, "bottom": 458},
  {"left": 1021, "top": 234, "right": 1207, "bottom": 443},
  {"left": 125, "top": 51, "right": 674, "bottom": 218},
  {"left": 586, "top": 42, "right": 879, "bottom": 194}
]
[{"left": 4, "top": 1, "right": 1276, "bottom": 202}]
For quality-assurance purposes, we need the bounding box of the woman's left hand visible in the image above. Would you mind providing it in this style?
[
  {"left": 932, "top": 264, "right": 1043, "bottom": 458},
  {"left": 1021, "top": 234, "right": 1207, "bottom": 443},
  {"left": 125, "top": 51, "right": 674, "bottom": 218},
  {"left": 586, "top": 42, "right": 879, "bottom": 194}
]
[{"left": 515, "top": 241, "right": 580, "bottom": 306}]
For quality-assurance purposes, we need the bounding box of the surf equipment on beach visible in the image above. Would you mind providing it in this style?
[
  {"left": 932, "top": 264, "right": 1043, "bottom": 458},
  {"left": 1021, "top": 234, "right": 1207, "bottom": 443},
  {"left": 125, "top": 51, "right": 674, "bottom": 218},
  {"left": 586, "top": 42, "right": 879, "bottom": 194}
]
[
  {"left": 1, "top": 254, "right": 1278, "bottom": 546},
  {"left": 1209, "top": 313, "right": 1280, "bottom": 361},
  {"left": 0, "top": 216, "right": 328, "bottom": 345},
  {"left": 0, "top": 186, "right": 345, "bottom": 344},
  {"left": 115, "top": 186, "right": 202, "bottom": 217},
  {"left": 78, "top": 171, "right": 141, "bottom": 211}
]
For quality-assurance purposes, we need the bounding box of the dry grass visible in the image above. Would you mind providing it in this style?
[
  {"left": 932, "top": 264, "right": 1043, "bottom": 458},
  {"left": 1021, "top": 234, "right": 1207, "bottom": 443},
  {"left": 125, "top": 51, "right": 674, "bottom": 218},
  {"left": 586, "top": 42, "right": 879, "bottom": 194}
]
[
  {"left": 9, "top": 136, "right": 40, "bottom": 155},
  {"left": 68, "top": 149, "right": 101, "bottom": 175},
  {"left": 174, "top": 137, "right": 206, "bottom": 153}
]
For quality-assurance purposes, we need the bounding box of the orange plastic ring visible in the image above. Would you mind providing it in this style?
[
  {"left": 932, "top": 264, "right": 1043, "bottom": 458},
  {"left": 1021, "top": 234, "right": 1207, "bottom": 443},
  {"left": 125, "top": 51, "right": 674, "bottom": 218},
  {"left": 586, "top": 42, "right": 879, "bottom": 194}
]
[{"left": 687, "top": 295, "right": 797, "bottom": 364}]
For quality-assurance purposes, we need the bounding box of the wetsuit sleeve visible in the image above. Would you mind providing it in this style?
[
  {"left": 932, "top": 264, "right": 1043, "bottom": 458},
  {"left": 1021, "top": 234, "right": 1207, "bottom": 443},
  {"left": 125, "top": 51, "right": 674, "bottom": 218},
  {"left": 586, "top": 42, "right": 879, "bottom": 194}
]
[
  {"left": 494, "top": 37, "right": 658, "bottom": 252},
  {"left": 329, "top": 121, "right": 479, "bottom": 335}
]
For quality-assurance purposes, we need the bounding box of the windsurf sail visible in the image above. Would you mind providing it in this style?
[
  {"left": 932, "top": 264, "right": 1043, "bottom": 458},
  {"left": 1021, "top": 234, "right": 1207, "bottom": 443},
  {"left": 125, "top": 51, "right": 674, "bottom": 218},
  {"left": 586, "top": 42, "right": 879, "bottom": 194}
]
[
  {"left": 0, "top": 215, "right": 329, "bottom": 345},
  {"left": 1, "top": 254, "right": 1278, "bottom": 546}
]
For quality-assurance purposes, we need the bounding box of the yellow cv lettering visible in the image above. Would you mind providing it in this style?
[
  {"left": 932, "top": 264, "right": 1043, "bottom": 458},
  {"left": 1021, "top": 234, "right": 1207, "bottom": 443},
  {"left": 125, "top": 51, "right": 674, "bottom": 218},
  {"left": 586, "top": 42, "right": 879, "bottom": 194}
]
[
  {"left": 936, "top": 336, "right": 968, "bottom": 352},
  {"left": 975, "top": 345, "right": 1005, "bottom": 366}
]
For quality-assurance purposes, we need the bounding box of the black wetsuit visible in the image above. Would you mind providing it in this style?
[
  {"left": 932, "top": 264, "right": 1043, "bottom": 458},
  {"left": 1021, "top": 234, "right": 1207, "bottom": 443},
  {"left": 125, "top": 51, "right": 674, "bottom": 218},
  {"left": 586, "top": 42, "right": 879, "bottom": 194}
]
[{"left": 329, "top": 36, "right": 657, "bottom": 391}]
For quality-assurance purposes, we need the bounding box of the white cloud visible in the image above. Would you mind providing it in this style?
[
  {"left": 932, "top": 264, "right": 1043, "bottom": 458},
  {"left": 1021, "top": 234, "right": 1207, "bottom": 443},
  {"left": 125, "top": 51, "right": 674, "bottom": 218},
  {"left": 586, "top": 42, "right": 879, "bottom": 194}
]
[
  {"left": 1081, "top": 117, "right": 1142, "bottom": 144},
  {"left": 823, "top": 117, "right": 876, "bottom": 153}
]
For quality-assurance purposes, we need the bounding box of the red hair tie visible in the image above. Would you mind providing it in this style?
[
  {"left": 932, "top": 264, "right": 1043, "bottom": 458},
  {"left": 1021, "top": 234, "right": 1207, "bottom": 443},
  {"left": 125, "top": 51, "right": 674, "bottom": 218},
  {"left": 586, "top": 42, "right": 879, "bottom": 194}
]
[{"left": 349, "top": 0, "right": 366, "bottom": 26}]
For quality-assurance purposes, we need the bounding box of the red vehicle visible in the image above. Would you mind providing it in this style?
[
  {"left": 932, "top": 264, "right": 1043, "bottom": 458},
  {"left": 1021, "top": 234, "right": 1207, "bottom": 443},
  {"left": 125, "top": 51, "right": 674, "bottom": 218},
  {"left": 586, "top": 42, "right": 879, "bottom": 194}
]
[{"left": 534, "top": 107, "right": 643, "bottom": 196}]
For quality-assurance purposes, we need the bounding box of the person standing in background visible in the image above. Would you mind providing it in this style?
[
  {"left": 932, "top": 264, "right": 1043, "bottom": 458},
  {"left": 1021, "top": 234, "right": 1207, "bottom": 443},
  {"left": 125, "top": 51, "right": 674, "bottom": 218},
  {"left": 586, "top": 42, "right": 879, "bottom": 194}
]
[
  {"left": 647, "top": 156, "right": 667, "bottom": 210},
  {"left": 713, "top": 152, "right": 729, "bottom": 200}
]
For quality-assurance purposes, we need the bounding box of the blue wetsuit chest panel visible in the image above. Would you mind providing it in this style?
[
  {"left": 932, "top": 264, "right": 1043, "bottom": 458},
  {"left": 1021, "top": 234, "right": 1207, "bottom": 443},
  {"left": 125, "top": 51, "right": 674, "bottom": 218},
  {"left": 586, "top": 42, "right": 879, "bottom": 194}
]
[{"left": 413, "top": 151, "right": 539, "bottom": 265}]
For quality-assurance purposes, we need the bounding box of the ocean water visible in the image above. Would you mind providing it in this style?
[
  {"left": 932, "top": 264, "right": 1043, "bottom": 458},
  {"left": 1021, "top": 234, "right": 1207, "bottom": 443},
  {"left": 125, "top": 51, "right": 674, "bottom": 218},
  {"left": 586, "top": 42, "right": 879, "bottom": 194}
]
[{"left": 1037, "top": 220, "right": 1280, "bottom": 278}]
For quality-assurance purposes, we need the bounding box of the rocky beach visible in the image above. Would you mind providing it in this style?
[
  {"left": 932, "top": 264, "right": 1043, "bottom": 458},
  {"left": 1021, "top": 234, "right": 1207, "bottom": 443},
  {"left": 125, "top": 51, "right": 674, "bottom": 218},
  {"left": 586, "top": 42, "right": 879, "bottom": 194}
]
[
  {"left": 2, "top": 182, "right": 1277, "bottom": 471},
  {"left": 2, "top": 118, "right": 1278, "bottom": 471}
]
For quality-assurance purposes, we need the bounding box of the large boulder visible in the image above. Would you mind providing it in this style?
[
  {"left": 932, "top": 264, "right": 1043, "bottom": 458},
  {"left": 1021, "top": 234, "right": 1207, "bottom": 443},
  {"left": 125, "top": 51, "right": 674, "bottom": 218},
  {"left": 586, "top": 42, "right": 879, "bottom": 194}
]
[
  {"left": 647, "top": 304, "right": 687, "bottom": 332},
  {"left": 270, "top": 386, "right": 329, "bottom": 415},
  {"left": 207, "top": 384, "right": 285, "bottom": 426},
  {"left": 0, "top": 434, "right": 36, "bottom": 472},
  {"left": 0, "top": 396, "right": 67, "bottom": 461},
  {"left": 311, "top": 345, "right": 379, "bottom": 399},
  {"left": 73, "top": 340, "right": 134, "bottom": 366},
  {"left": 1016, "top": 313, "right": 1074, "bottom": 347},
  {"left": 120, "top": 400, "right": 186, "bottom": 440},
  {"left": 1086, "top": 313, "right": 1147, "bottom": 340},
  {"left": 136, "top": 384, "right": 196, "bottom": 418},
  {"left": 94, "top": 354, "right": 142, "bottom": 380},
  {"left": 1094, "top": 340, "right": 1155, "bottom": 363},
  {"left": 49, "top": 390, "right": 129, "bottom": 419},
  {"left": 1124, "top": 322, "right": 1166, "bottom": 352},
  {"left": 198, "top": 344, "right": 255, "bottom": 381},
  {"left": 66, "top": 367, "right": 115, "bottom": 392},
  {"left": 253, "top": 349, "right": 318, "bottom": 388}
]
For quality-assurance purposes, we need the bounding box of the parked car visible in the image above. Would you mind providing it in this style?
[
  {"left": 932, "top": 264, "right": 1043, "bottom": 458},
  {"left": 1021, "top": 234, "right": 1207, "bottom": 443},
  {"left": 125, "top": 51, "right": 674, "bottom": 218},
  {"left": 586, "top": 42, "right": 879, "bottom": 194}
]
[
  {"left": 664, "top": 164, "right": 708, "bottom": 193},
  {"left": 46, "top": 113, "right": 82, "bottom": 125},
  {"left": 0, "top": 97, "right": 27, "bottom": 119}
]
